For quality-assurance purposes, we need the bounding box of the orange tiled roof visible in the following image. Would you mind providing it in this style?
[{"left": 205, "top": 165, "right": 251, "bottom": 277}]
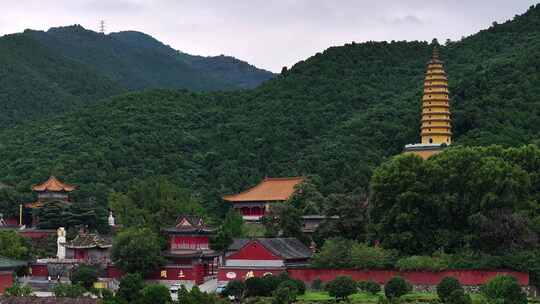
[
  {"left": 223, "top": 177, "right": 304, "bottom": 202},
  {"left": 31, "top": 176, "right": 76, "bottom": 192}
]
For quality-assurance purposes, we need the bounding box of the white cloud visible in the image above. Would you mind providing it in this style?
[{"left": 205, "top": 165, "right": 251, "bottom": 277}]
[{"left": 0, "top": 0, "right": 536, "bottom": 72}]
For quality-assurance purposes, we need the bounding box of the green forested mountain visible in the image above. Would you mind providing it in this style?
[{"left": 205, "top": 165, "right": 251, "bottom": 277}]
[
  {"left": 0, "top": 25, "right": 274, "bottom": 128},
  {"left": 0, "top": 33, "right": 125, "bottom": 128},
  {"left": 1, "top": 5, "right": 540, "bottom": 216},
  {"left": 29, "top": 26, "right": 274, "bottom": 91}
]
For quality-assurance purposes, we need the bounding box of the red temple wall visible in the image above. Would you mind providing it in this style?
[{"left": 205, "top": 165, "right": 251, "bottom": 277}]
[
  {"left": 227, "top": 241, "right": 281, "bottom": 260},
  {"left": 30, "top": 264, "right": 48, "bottom": 277},
  {"left": 0, "top": 271, "right": 13, "bottom": 294},
  {"left": 287, "top": 269, "right": 530, "bottom": 286},
  {"left": 218, "top": 267, "right": 284, "bottom": 282},
  {"left": 18, "top": 230, "right": 55, "bottom": 239},
  {"left": 170, "top": 236, "right": 209, "bottom": 249}
]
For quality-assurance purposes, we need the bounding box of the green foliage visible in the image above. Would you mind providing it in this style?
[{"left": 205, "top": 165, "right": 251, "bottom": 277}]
[
  {"left": 447, "top": 289, "right": 472, "bottom": 304},
  {"left": 384, "top": 277, "right": 412, "bottom": 300},
  {"left": 396, "top": 256, "right": 449, "bottom": 271},
  {"left": 273, "top": 281, "right": 299, "bottom": 304},
  {"left": 0, "top": 231, "right": 30, "bottom": 259},
  {"left": 480, "top": 275, "right": 527, "bottom": 304},
  {"left": 369, "top": 146, "right": 540, "bottom": 255},
  {"left": 325, "top": 276, "right": 357, "bottom": 301},
  {"left": 109, "top": 177, "right": 205, "bottom": 231},
  {"left": 262, "top": 203, "right": 308, "bottom": 244},
  {"left": 211, "top": 209, "right": 244, "bottom": 251},
  {"left": 350, "top": 243, "right": 396, "bottom": 269},
  {"left": 311, "top": 278, "right": 323, "bottom": 290},
  {"left": 245, "top": 277, "right": 268, "bottom": 297},
  {"left": 358, "top": 281, "right": 381, "bottom": 295},
  {"left": 437, "top": 277, "right": 464, "bottom": 303},
  {"left": 177, "top": 286, "right": 227, "bottom": 304},
  {"left": 140, "top": 284, "right": 172, "bottom": 304},
  {"left": 4, "top": 283, "right": 33, "bottom": 297},
  {"left": 311, "top": 238, "right": 353, "bottom": 268},
  {"left": 53, "top": 283, "right": 87, "bottom": 298},
  {"left": 70, "top": 264, "right": 98, "bottom": 290},
  {"left": 223, "top": 280, "right": 246, "bottom": 300},
  {"left": 111, "top": 228, "right": 163, "bottom": 275},
  {"left": 116, "top": 273, "right": 145, "bottom": 303}
]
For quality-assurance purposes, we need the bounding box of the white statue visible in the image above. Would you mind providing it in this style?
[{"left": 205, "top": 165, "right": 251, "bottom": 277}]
[
  {"left": 57, "top": 227, "right": 66, "bottom": 260},
  {"left": 108, "top": 211, "right": 115, "bottom": 226}
]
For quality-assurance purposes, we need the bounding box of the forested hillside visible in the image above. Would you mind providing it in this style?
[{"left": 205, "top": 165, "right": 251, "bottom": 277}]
[
  {"left": 1, "top": 5, "right": 540, "bottom": 217},
  {"left": 0, "top": 26, "right": 274, "bottom": 128}
]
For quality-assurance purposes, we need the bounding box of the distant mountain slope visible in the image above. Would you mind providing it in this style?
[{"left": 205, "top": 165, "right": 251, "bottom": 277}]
[
  {"left": 1, "top": 5, "right": 539, "bottom": 214},
  {"left": 29, "top": 26, "right": 275, "bottom": 91},
  {"left": 0, "top": 33, "right": 125, "bottom": 128}
]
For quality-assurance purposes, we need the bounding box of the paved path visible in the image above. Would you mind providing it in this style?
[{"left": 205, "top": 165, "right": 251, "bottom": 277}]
[{"left": 199, "top": 278, "right": 217, "bottom": 293}]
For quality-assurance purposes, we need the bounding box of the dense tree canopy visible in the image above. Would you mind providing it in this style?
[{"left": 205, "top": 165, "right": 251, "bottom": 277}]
[{"left": 369, "top": 145, "right": 540, "bottom": 255}]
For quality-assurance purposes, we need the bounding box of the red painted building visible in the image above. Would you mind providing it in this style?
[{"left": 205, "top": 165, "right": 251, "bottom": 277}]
[
  {"left": 161, "top": 216, "right": 219, "bottom": 285},
  {"left": 218, "top": 238, "right": 311, "bottom": 284},
  {"left": 0, "top": 257, "right": 27, "bottom": 294},
  {"left": 63, "top": 232, "right": 112, "bottom": 267},
  {"left": 223, "top": 177, "right": 304, "bottom": 221}
]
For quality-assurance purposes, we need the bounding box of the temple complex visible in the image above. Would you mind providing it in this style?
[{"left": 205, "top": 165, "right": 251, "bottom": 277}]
[
  {"left": 160, "top": 215, "right": 219, "bottom": 284},
  {"left": 223, "top": 177, "right": 304, "bottom": 221},
  {"left": 24, "top": 176, "right": 76, "bottom": 227},
  {"left": 63, "top": 231, "right": 112, "bottom": 266},
  {"left": 404, "top": 46, "right": 452, "bottom": 159}
]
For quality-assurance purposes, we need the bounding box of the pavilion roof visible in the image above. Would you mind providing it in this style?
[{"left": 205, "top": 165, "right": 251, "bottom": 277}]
[
  {"left": 223, "top": 177, "right": 304, "bottom": 202},
  {"left": 63, "top": 233, "right": 112, "bottom": 249},
  {"left": 163, "top": 215, "right": 216, "bottom": 234},
  {"left": 0, "top": 256, "right": 27, "bottom": 271},
  {"left": 228, "top": 238, "right": 312, "bottom": 260},
  {"left": 32, "top": 176, "right": 76, "bottom": 192}
]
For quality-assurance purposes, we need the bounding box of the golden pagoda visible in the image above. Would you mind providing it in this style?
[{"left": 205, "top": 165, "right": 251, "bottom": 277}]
[{"left": 404, "top": 45, "right": 452, "bottom": 159}]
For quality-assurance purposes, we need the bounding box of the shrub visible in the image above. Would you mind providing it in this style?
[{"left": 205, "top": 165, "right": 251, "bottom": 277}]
[
  {"left": 140, "top": 284, "right": 172, "bottom": 304},
  {"left": 358, "top": 280, "right": 381, "bottom": 295},
  {"left": 437, "top": 277, "right": 463, "bottom": 303},
  {"left": 262, "top": 274, "right": 281, "bottom": 295},
  {"left": 384, "top": 277, "right": 411, "bottom": 299},
  {"left": 70, "top": 264, "right": 98, "bottom": 290},
  {"left": 396, "top": 256, "right": 449, "bottom": 271},
  {"left": 223, "top": 280, "right": 246, "bottom": 300},
  {"left": 117, "top": 273, "right": 145, "bottom": 303},
  {"left": 273, "top": 284, "right": 298, "bottom": 304},
  {"left": 53, "top": 283, "right": 87, "bottom": 298},
  {"left": 311, "top": 238, "right": 353, "bottom": 268},
  {"left": 4, "top": 283, "right": 32, "bottom": 297},
  {"left": 245, "top": 277, "right": 267, "bottom": 297},
  {"left": 290, "top": 279, "right": 306, "bottom": 295},
  {"left": 325, "top": 276, "right": 357, "bottom": 301},
  {"left": 311, "top": 278, "right": 323, "bottom": 290},
  {"left": 480, "top": 275, "right": 527, "bottom": 304},
  {"left": 447, "top": 289, "right": 472, "bottom": 304},
  {"left": 350, "top": 243, "right": 396, "bottom": 269}
]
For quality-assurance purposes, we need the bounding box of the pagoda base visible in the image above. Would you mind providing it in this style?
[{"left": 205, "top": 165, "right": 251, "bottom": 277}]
[{"left": 403, "top": 143, "right": 447, "bottom": 159}]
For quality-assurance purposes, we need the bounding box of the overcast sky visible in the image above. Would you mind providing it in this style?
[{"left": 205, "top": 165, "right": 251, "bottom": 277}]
[{"left": 0, "top": 0, "right": 537, "bottom": 72}]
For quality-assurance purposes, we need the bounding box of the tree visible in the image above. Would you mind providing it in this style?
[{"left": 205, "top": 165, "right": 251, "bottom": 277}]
[
  {"left": 447, "top": 289, "right": 472, "bottom": 304},
  {"left": 211, "top": 209, "right": 244, "bottom": 251},
  {"left": 222, "top": 280, "right": 246, "bottom": 300},
  {"left": 116, "top": 273, "right": 145, "bottom": 303},
  {"left": 64, "top": 199, "right": 109, "bottom": 234},
  {"left": 245, "top": 277, "right": 267, "bottom": 297},
  {"left": 0, "top": 230, "right": 30, "bottom": 259},
  {"left": 384, "top": 277, "right": 411, "bottom": 300},
  {"left": 261, "top": 203, "right": 307, "bottom": 244},
  {"left": 311, "top": 238, "right": 353, "bottom": 268},
  {"left": 70, "top": 264, "right": 98, "bottom": 290},
  {"left": 53, "top": 283, "right": 87, "bottom": 298},
  {"left": 109, "top": 177, "right": 205, "bottom": 231},
  {"left": 480, "top": 275, "right": 527, "bottom": 304},
  {"left": 273, "top": 282, "right": 298, "bottom": 304},
  {"left": 4, "top": 283, "right": 32, "bottom": 297},
  {"left": 358, "top": 281, "right": 381, "bottom": 295},
  {"left": 37, "top": 201, "right": 66, "bottom": 230},
  {"left": 437, "top": 277, "right": 464, "bottom": 303},
  {"left": 325, "top": 276, "right": 357, "bottom": 301},
  {"left": 111, "top": 228, "right": 163, "bottom": 275},
  {"left": 350, "top": 243, "right": 395, "bottom": 269},
  {"left": 140, "top": 284, "right": 172, "bottom": 304}
]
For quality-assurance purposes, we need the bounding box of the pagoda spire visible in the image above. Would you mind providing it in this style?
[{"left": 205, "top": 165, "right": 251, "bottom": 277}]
[{"left": 420, "top": 46, "right": 452, "bottom": 145}]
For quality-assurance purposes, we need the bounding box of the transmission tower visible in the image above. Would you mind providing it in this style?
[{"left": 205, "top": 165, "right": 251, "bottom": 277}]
[{"left": 99, "top": 20, "right": 106, "bottom": 34}]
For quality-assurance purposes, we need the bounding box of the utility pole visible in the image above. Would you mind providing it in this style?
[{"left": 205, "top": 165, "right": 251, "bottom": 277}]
[{"left": 99, "top": 20, "right": 106, "bottom": 34}]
